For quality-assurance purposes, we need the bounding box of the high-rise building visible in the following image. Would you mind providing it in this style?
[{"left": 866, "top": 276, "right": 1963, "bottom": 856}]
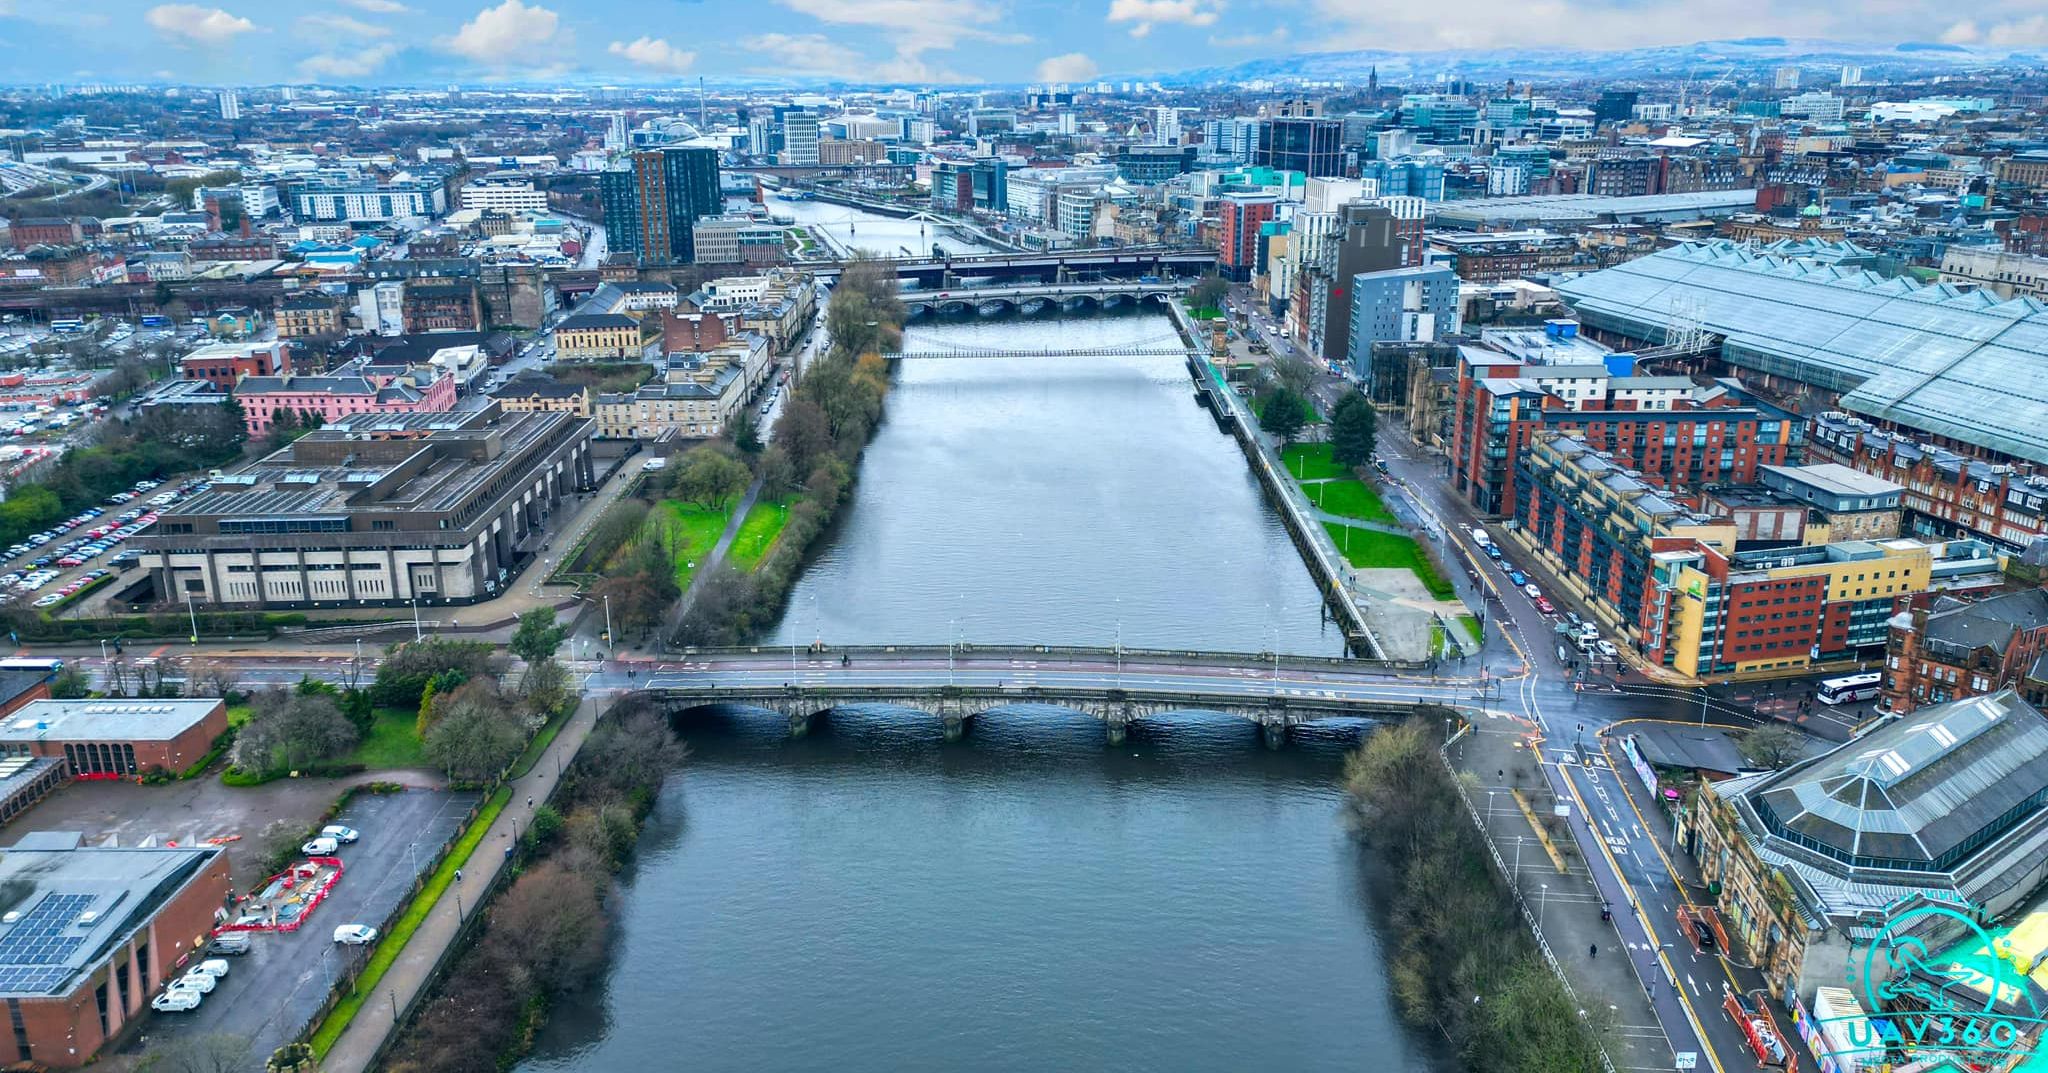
[
  {"left": 1218, "top": 194, "right": 1278, "bottom": 282},
  {"left": 1254, "top": 116, "right": 1343, "bottom": 177},
  {"left": 930, "top": 158, "right": 1007, "bottom": 215},
  {"left": 1301, "top": 199, "right": 1426, "bottom": 366},
  {"left": 600, "top": 146, "right": 722, "bottom": 264},
  {"left": 1357, "top": 159, "right": 1446, "bottom": 201},
  {"left": 1202, "top": 117, "right": 1259, "bottom": 163},
  {"left": 1774, "top": 66, "right": 1802, "bottom": 90},
  {"left": 1782, "top": 92, "right": 1846, "bottom": 123},
  {"left": 1346, "top": 265, "right": 1458, "bottom": 381},
  {"left": 1593, "top": 90, "right": 1638, "bottom": 127},
  {"left": 1153, "top": 106, "right": 1181, "bottom": 145},
  {"left": 1839, "top": 65, "right": 1863, "bottom": 86},
  {"left": 1399, "top": 94, "right": 1478, "bottom": 143},
  {"left": 606, "top": 113, "right": 629, "bottom": 151},
  {"left": 217, "top": 90, "right": 240, "bottom": 121},
  {"left": 1058, "top": 111, "right": 1077, "bottom": 135},
  {"left": 782, "top": 111, "right": 821, "bottom": 166}
]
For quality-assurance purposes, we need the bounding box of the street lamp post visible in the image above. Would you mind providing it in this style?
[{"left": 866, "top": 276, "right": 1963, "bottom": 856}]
[
  {"left": 1538, "top": 882, "right": 1550, "bottom": 935},
  {"left": 410, "top": 592, "right": 422, "bottom": 642},
  {"left": 602, "top": 594, "right": 614, "bottom": 656},
  {"left": 186, "top": 593, "right": 199, "bottom": 646},
  {"left": 948, "top": 616, "right": 957, "bottom": 687}
]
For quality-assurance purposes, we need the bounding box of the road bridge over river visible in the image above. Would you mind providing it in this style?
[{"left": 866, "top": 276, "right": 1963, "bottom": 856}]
[
  {"left": 629, "top": 644, "right": 1483, "bottom": 747},
  {"left": 815, "top": 248, "right": 1217, "bottom": 288},
  {"left": 900, "top": 281, "right": 1183, "bottom": 319}
]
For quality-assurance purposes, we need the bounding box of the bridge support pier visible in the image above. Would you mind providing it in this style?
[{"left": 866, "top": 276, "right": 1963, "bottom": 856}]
[
  {"left": 1260, "top": 720, "right": 1288, "bottom": 751},
  {"left": 1106, "top": 716, "right": 1128, "bottom": 747},
  {"left": 788, "top": 711, "right": 813, "bottom": 739},
  {"left": 942, "top": 714, "right": 969, "bottom": 742}
]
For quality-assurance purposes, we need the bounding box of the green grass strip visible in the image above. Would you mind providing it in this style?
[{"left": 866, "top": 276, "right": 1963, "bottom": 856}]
[
  {"left": 509, "top": 704, "right": 573, "bottom": 779},
  {"left": 1303, "top": 478, "right": 1396, "bottom": 523},
  {"left": 729, "top": 498, "right": 794, "bottom": 573},
  {"left": 1280, "top": 442, "right": 1348, "bottom": 481},
  {"left": 308, "top": 784, "right": 512, "bottom": 1058},
  {"left": 1322, "top": 523, "right": 1456, "bottom": 601}
]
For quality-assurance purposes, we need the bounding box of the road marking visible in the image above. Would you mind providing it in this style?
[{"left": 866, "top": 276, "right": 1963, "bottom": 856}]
[{"left": 1687, "top": 975, "right": 1700, "bottom": 997}]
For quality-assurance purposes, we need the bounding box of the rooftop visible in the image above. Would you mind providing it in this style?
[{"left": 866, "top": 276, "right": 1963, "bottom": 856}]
[
  {"left": 1431, "top": 190, "right": 1757, "bottom": 227},
  {"left": 1741, "top": 690, "right": 2048, "bottom": 873},
  {"left": 0, "top": 700, "right": 221, "bottom": 744},
  {"left": 0, "top": 834, "right": 220, "bottom": 998},
  {"left": 1558, "top": 240, "right": 2048, "bottom": 466},
  {"left": 1760, "top": 462, "right": 1904, "bottom": 499}
]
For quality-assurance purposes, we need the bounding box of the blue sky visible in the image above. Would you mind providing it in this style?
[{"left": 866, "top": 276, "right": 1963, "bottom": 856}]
[{"left": 0, "top": 0, "right": 2043, "bottom": 86}]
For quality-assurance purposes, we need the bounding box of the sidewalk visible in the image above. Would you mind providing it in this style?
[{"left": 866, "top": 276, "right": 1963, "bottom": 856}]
[
  {"left": 1450, "top": 717, "right": 1677, "bottom": 1071},
  {"left": 319, "top": 690, "right": 612, "bottom": 1073}
]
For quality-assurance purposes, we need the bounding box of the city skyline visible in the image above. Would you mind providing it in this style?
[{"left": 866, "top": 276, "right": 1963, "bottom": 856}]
[{"left": 4, "top": 0, "right": 2048, "bottom": 88}]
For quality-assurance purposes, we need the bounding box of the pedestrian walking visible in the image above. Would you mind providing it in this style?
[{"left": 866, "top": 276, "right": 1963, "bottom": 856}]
[
  {"left": 527, "top": 795, "right": 534, "bottom": 809},
  {"left": 454, "top": 869, "right": 463, "bottom": 883},
  {"left": 1589, "top": 943, "right": 1598, "bottom": 958}
]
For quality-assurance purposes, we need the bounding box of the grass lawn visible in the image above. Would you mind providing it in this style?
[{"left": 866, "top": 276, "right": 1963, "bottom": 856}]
[
  {"left": 308, "top": 785, "right": 511, "bottom": 1059},
  {"left": 652, "top": 499, "right": 735, "bottom": 588},
  {"left": 1305, "top": 478, "right": 1396, "bottom": 523},
  {"left": 226, "top": 703, "right": 253, "bottom": 728},
  {"left": 347, "top": 707, "right": 426, "bottom": 770},
  {"left": 1324, "top": 523, "right": 1457, "bottom": 601},
  {"left": 729, "top": 497, "right": 796, "bottom": 573},
  {"left": 1281, "top": 442, "right": 1349, "bottom": 481},
  {"left": 1458, "top": 614, "right": 1484, "bottom": 645}
]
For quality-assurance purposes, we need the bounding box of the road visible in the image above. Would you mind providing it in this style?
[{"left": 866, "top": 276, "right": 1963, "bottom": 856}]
[{"left": 38, "top": 371, "right": 1827, "bottom": 1073}]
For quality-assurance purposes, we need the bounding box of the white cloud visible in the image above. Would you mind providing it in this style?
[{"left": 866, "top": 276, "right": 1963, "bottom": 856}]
[
  {"left": 1939, "top": 19, "right": 1980, "bottom": 42},
  {"left": 145, "top": 4, "right": 260, "bottom": 47},
  {"left": 298, "top": 14, "right": 390, "bottom": 38},
  {"left": 446, "top": 0, "right": 563, "bottom": 65},
  {"left": 1980, "top": 16, "right": 2048, "bottom": 45},
  {"left": 609, "top": 36, "right": 696, "bottom": 73},
  {"left": 743, "top": 32, "right": 870, "bottom": 78},
  {"left": 342, "top": 0, "right": 410, "bottom": 10},
  {"left": 1208, "top": 26, "right": 1285, "bottom": 47},
  {"left": 300, "top": 43, "right": 398, "bottom": 80},
  {"left": 772, "top": 0, "right": 1021, "bottom": 82},
  {"left": 1107, "top": 0, "right": 1219, "bottom": 37},
  {"left": 1293, "top": 0, "right": 2048, "bottom": 51},
  {"left": 1035, "top": 52, "right": 1098, "bottom": 82}
]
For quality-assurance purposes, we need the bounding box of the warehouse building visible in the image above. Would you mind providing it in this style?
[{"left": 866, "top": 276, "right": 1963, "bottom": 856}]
[
  {"left": 138, "top": 406, "right": 594, "bottom": 608},
  {"left": 1557, "top": 240, "right": 2048, "bottom": 471},
  {"left": 0, "top": 699, "right": 228, "bottom": 776},
  {"left": 1690, "top": 689, "right": 2048, "bottom": 1000},
  {"left": 0, "top": 833, "right": 231, "bottom": 1067}
]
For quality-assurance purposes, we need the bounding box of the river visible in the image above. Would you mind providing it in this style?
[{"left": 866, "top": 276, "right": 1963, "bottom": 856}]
[
  {"left": 768, "top": 192, "right": 1001, "bottom": 259},
  {"left": 519, "top": 240, "right": 1435, "bottom": 1073}
]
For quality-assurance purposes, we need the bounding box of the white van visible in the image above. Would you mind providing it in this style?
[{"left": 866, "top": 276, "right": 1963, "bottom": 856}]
[{"left": 301, "top": 837, "right": 339, "bottom": 856}]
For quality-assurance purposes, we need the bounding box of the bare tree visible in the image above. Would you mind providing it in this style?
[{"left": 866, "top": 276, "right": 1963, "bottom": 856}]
[
  {"left": 142, "top": 1032, "right": 250, "bottom": 1073},
  {"left": 186, "top": 659, "right": 240, "bottom": 699}
]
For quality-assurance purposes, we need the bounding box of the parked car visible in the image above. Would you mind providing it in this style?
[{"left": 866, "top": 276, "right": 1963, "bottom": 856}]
[
  {"left": 191, "top": 958, "right": 231, "bottom": 979},
  {"left": 302, "top": 837, "right": 339, "bottom": 856},
  {"left": 321, "top": 825, "right": 361, "bottom": 844},
  {"left": 204, "top": 933, "right": 252, "bottom": 956},
  {"left": 171, "top": 970, "right": 216, "bottom": 994},
  {"left": 151, "top": 990, "right": 202, "bottom": 1013},
  {"left": 333, "top": 924, "right": 379, "bottom": 945}
]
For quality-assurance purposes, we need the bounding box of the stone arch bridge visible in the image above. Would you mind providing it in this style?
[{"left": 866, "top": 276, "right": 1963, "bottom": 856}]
[{"left": 646, "top": 680, "right": 1437, "bottom": 749}]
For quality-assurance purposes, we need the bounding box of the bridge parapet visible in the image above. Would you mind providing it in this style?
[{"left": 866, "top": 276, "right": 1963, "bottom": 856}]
[{"left": 648, "top": 680, "right": 1436, "bottom": 747}]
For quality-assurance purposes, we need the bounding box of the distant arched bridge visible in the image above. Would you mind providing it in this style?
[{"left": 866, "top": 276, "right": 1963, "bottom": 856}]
[{"left": 901, "top": 281, "right": 1182, "bottom": 320}]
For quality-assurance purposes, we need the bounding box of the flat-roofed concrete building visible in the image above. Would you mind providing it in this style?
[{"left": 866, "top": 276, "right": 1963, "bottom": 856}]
[
  {"left": 138, "top": 405, "right": 593, "bottom": 608},
  {"left": 0, "top": 832, "right": 231, "bottom": 1067},
  {"left": 0, "top": 699, "right": 228, "bottom": 776}
]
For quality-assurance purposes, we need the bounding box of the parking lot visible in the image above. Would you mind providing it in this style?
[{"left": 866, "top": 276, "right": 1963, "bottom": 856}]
[{"left": 120, "top": 787, "right": 480, "bottom": 1067}]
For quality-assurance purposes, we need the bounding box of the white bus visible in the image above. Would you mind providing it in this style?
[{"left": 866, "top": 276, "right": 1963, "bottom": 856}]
[
  {"left": 0, "top": 657, "right": 62, "bottom": 673},
  {"left": 1816, "top": 672, "right": 1882, "bottom": 705}
]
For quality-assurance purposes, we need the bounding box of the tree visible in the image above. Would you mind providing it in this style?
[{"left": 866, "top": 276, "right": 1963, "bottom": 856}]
[
  {"left": 754, "top": 446, "right": 797, "bottom": 504},
  {"left": 482, "top": 862, "right": 608, "bottom": 989},
  {"left": 1330, "top": 391, "right": 1379, "bottom": 468},
  {"left": 518, "top": 656, "right": 575, "bottom": 718},
  {"left": 509, "top": 608, "right": 568, "bottom": 665},
  {"left": 371, "top": 639, "right": 497, "bottom": 708},
  {"left": 231, "top": 689, "right": 358, "bottom": 776},
  {"left": 774, "top": 398, "right": 833, "bottom": 476},
  {"left": 422, "top": 682, "right": 527, "bottom": 783},
  {"left": 1735, "top": 723, "right": 1807, "bottom": 770},
  {"left": 1270, "top": 353, "right": 1319, "bottom": 398},
  {"left": 47, "top": 665, "right": 88, "bottom": 699},
  {"left": 1189, "top": 273, "right": 1230, "bottom": 312},
  {"left": 669, "top": 447, "right": 751, "bottom": 512},
  {"left": 729, "top": 410, "right": 763, "bottom": 454},
  {"left": 1259, "top": 387, "right": 1310, "bottom": 444},
  {"left": 186, "top": 660, "right": 242, "bottom": 700}
]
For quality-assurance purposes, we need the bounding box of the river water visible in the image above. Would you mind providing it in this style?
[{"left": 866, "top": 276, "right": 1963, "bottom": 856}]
[
  {"left": 768, "top": 192, "right": 1001, "bottom": 259},
  {"left": 519, "top": 249, "right": 1435, "bottom": 1073}
]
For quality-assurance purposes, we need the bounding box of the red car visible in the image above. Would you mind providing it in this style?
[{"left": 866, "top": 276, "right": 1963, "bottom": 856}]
[{"left": 1533, "top": 597, "right": 1556, "bottom": 616}]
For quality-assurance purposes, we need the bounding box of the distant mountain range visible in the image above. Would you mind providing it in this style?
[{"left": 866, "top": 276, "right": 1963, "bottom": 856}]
[{"left": 1161, "top": 37, "right": 2044, "bottom": 86}]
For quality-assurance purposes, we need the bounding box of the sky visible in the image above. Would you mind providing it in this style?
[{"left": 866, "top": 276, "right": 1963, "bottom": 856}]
[{"left": 0, "top": 0, "right": 2044, "bottom": 87}]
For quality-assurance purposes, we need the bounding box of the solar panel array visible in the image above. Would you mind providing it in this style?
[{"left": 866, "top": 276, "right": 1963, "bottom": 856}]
[{"left": 0, "top": 893, "right": 92, "bottom": 993}]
